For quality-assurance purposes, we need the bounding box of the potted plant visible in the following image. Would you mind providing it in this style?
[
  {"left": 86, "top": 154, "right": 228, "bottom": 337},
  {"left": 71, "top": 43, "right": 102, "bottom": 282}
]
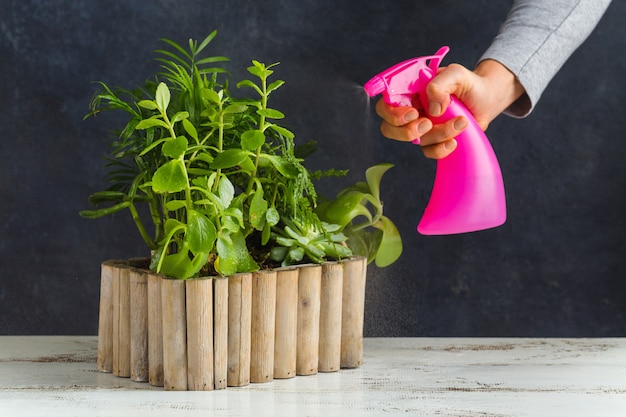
[{"left": 81, "top": 31, "right": 402, "bottom": 390}]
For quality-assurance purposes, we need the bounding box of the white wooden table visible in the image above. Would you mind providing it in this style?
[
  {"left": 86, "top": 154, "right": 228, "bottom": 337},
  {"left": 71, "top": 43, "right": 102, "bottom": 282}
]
[{"left": 1, "top": 336, "right": 625, "bottom": 416}]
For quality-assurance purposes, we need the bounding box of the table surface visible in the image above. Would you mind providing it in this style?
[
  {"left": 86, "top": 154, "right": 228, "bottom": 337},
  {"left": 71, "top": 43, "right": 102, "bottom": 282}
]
[{"left": 1, "top": 336, "right": 625, "bottom": 417}]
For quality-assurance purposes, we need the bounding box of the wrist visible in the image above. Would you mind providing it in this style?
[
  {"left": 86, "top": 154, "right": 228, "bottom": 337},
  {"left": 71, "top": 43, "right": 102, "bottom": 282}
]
[{"left": 474, "top": 59, "right": 525, "bottom": 119}]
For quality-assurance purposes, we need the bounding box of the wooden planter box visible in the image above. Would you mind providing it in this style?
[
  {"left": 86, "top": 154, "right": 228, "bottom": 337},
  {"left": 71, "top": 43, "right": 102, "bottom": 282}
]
[{"left": 96, "top": 257, "right": 367, "bottom": 391}]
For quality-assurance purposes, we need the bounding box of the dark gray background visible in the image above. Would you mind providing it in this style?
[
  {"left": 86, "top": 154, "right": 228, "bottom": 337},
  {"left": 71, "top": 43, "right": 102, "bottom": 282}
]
[{"left": 1, "top": 0, "right": 624, "bottom": 336}]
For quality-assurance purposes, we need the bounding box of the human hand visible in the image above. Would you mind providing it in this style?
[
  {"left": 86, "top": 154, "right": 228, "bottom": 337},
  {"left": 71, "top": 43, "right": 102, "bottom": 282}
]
[{"left": 375, "top": 59, "right": 525, "bottom": 159}]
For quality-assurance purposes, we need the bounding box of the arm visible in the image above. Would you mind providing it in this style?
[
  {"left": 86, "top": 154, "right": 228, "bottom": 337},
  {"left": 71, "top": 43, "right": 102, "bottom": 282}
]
[
  {"left": 376, "top": 0, "right": 612, "bottom": 158},
  {"left": 481, "top": 0, "right": 613, "bottom": 117}
]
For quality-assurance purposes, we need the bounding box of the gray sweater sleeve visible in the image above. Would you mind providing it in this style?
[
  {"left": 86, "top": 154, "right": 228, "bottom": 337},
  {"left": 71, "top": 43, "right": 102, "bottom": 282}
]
[{"left": 479, "top": 0, "right": 612, "bottom": 118}]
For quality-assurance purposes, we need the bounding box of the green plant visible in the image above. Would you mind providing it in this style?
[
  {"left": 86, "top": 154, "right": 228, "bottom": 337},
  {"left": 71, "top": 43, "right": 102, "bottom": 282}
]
[
  {"left": 269, "top": 218, "right": 352, "bottom": 267},
  {"left": 316, "top": 164, "right": 402, "bottom": 267},
  {"left": 81, "top": 31, "right": 402, "bottom": 279}
]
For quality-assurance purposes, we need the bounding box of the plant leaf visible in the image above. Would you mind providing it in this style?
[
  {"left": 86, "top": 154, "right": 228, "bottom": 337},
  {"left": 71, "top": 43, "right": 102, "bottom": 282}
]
[
  {"left": 236, "top": 79, "right": 262, "bottom": 96},
  {"left": 162, "top": 136, "right": 188, "bottom": 159},
  {"left": 79, "top": 201, "right": 130, "bottom": 218},
  {"left": 246, "top": 62, "right": 265, "bottom": 78},
  {"left": 159, "top": 249, "right": 193, "bottom": 279},
  {"left": 159, "top": 241, "right": 206, "bottom": 279},
  {"left": 241, "top": 129, "right": 265, "bottom": 151},
  {"left": 158, "top": 38, "right": 192, "bottom": 62},
  {"left": 165, "top": 200, "right": 187, "bottom": 211},
  {"left": 182, "top": 119, "right": 198, "bottom": 142},
  {"left": 268, "top": 124, "right": 294, "bottom": 139},
  {"left": 266, "top": 80, "right": 285, "bottom": 93},
  {"left": 155, "top": 82, "right": 170, "bottom": 112},
  {"left": 193, "top": 152, "right": 214, "bottom": 165},
  {"left": 138, "top": 100, "right": 157, "bottom": 110},
  {"left": 261, "top": 155, "right": 299, "bottom": 178},
  {"left": 257, "top": 108, "right": 284, "bottom": 119},
  {"left": 318, "top": 190, "right": 370, "bottom": 227},
  {"left": 87, "top": 190, "right": 126, "bottom": 205},
  {"left": 275, "top": 236, "right": 295, "bottom": 247},
  {"left": 195, "top": 56, "right": 229, "bottom": 66},
  {"left": 202, "top": 88, "right": 221, "bottom": 104},
  {"left": 216, "top": 231, "right": 259, "bottom": 276},
  {"left": 186, "top": 210, "right": 217, "bottom": 255},
  {"left": 138, "top": 138, "right": 168, "bottom": 156},
  {"left": 211, "top": 149, "right": 249, "bottom": 169},
  {"left": 265, "top": 206, "right": 279, "bottom": 226},
  {"left": 365, "top": 163, "right": 393, "bottom": 202},
  {"left": 344, "top": 227, "right": 382, "bottom": 264},
  {"left": 135, "top": 117, "right": 169, "bottom": 130},
  {"left": 163, "top": 218, "right": 186, "bottom": 238},
  {"left": 286, "top": 247, "right": 305, "bottom": 265},
  {"left": 270, "top": 246, "right": 288, "bottom": 262},
  {"left": 249, "top": 185, "right": 268, "bottom": 231},
  {"left": 152, "top": 160, "right": 188, "bottom": 193},
  {"left": 218, "top": 176, "right": 234, "bottom": 208},
  {"left": 171, "top": 111, "right": 189, "bottom": 124},
  {"left": 262, "top": 222, "right": 271, "bottom": 245},
  {"left": 223, "top": 104, "right": 247, "bottom": 114},
  {"left": 318, "top": 241, "right": 352, "bottom": 259},
  {"left": 195, "top": 30, "right": 218, "bottom": 55},
  {"left": 220, "top": 214, "right": 241, "bottom": 233},
  {"left": 371, "top": 216, "right": 403, "bottom": 267}
]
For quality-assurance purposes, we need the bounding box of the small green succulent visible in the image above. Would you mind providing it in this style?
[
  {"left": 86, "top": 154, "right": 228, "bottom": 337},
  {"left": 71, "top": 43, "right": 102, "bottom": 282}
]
[{"left": 270, "top": 218, "right": 352, "bottom": 267}]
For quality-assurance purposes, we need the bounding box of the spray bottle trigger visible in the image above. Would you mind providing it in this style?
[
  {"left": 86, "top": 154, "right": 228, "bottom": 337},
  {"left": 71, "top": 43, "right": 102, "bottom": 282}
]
[
  {"left": 416, "top": 68, "right": 434, "bottom": 114},
  {"left": 428, "top": 46, "right": 450, "bottom": 72}
]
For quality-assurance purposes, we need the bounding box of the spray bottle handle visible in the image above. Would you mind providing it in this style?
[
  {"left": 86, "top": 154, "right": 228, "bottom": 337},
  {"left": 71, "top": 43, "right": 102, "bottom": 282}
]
[
  {"left": 416, "top": 93, "right": 507, "bottom": 234},
  {"left": 411, "top": 63, "right": 507, "bottom": 234}
]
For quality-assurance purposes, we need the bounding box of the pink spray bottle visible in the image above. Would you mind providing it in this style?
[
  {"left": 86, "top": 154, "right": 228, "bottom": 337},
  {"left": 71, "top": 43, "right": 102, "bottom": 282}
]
[{"left": 364, "top": 46, "right": 506, "bottom": 235}]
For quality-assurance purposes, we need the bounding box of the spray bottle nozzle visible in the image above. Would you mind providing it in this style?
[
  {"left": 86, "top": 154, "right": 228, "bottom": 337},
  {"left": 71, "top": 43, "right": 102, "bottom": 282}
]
[
  {"left": 363, "top": 47, "right": 450, "bottom": 109},
  {"left": 363, "top": 76, "right": 387, "bottom": 97}
]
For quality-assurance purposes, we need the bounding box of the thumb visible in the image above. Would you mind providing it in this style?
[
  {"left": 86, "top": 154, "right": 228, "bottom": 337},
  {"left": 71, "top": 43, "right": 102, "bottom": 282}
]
[{"left": 425, "top": 64, "right": 469, "bottom": 117}]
